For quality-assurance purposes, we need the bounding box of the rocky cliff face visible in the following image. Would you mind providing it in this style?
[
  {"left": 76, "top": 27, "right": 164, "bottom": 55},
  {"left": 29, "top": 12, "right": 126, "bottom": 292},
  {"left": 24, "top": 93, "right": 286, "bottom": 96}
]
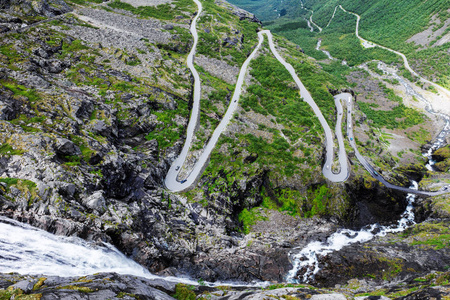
[{"left": 0, "top": 0, "right": 449, "bottom": 293}]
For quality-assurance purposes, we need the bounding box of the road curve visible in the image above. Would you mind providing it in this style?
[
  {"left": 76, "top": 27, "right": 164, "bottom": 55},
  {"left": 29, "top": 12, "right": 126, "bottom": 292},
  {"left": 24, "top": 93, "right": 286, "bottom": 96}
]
[
  {"left": 299, "top": 0, "right": 322, "bottom": 32},
  {"left": 264, "top": 30, "right": 347, "bottom": 182},
  {"left": 338, "top": 92, "right": 448, "bottom": 197},
  {"left": 164, "top": 0, "right": 204, "bottom": 192},
  {"left": 165, "top": 0, "right": 448, "bottom": 196},
  {"left": 339, "top": 5, "right": 450, "bottom": 99},
  {"left": 165, "top": 24, "right": 349, "bottom": 191}
]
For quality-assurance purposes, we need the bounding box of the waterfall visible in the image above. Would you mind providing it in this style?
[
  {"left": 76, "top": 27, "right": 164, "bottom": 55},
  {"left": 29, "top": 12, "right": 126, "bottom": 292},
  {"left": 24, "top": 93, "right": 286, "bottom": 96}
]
[{"left": 286, "top": 181, "right": 418, "bottom": 283}]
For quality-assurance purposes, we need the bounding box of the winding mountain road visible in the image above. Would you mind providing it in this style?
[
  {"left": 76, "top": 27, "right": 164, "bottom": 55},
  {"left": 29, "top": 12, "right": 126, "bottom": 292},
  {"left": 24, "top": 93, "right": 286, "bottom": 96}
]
[
  {"left": 165, "top": 0, "right": 267, "bottom": 191},
  {"left": 338, "top": 93, "right": 448, "bottom": 197},
  {"left": 339, "top": 5, "right": 450, "bottom": 99},
  {"left": 164, "top": 0, "right": 449, "bottom": 197}
]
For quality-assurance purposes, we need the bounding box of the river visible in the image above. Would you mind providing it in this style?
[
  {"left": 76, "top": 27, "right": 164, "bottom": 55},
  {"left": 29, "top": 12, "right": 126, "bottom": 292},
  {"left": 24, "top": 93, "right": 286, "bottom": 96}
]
[{"left": 286, "top": 181, "right": 418, "bottom": 283}]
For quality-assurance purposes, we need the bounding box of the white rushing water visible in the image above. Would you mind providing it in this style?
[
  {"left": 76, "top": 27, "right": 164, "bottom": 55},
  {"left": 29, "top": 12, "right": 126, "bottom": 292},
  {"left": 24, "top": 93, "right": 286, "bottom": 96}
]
[
  {"left": 0, "top": 217, "right": 161, "bottom": 278},
  {"left": 286, "top": 182, "right": 418, "bottom": 283},
  {"left": 0, "top": 217, "right": 206, "bottom": 285},
  {"left": 0, "top": 217, "right": 268, "bottom": 287}
]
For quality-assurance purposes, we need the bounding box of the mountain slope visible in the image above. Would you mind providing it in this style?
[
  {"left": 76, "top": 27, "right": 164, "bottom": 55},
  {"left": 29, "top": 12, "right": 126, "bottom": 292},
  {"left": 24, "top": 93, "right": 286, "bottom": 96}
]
[
  {"left": 1, "top": 0, "right": 450, "bottom": 292},
  {"left": 230, "top": 0, "right": 450, "bottom": 89}
]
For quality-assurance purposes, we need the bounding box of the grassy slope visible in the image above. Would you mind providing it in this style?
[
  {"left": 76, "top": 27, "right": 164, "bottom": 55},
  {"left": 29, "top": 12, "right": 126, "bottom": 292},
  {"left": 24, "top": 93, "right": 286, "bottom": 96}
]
[{"left": 230, "top": 0, "right": 450, "bottom": 88}]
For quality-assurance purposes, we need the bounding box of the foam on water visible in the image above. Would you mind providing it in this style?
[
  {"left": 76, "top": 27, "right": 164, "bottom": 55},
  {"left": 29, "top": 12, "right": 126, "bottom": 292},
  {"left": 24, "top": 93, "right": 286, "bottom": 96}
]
[
  {"left": 0, "top": 217, "right": 268, "bottom": 287},
  {"left": 286, "top": 182, "right": 418, "bottom": 283},
  {"left": 0, "top": 217, "right": 160, "bottom": 277}
]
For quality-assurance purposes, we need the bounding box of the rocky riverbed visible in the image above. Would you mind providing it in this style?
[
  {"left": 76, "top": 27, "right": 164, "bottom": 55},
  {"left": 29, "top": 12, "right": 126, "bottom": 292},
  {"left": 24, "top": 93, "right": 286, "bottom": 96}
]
[{"left": 2, "top": 271, "right": 450, "bottom": 299}]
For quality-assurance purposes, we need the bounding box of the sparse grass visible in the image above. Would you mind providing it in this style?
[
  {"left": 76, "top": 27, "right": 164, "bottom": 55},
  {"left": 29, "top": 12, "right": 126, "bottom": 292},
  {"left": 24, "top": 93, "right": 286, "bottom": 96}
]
[
  {"left": 57, "top": 285, "right": 93, "bottom": 293},
  {"left": 0, "top": 143, "right": 24, "bottom": 156},
  {"left": 108, "top": 0, "right": 194, "bottom": 20}
]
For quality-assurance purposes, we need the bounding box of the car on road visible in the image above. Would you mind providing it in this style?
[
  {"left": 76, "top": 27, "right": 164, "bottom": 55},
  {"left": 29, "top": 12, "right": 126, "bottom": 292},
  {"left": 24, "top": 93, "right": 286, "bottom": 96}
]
[
  {"left": 175, "top": 166, "right": 180, "bottom": 171},
  {"left": 350, "top": 137, "right": 353, "bottom": 141},
  {"left": 181, "top": 179, "right": 187, "bottom": 183}
]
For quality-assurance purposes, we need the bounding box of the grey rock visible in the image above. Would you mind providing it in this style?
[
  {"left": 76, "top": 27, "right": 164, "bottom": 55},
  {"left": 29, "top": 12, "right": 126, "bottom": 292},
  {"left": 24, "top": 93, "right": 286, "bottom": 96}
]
[
  {"left": 58, "top": 183, "right": 77, "bottom": 198},
  {"left": 0, "top": 95, "right": 19, "bottom": 121},
  {"left": 22, "top": 74, "right": 51, "bottom": 89},
  {"left": 34, "top": 47, "right": 50, "bottom": 58},
  {"left": 83, "top": 191, "right": 106, "bottom": 213},
  {"left": 55, "top": 138, "right": 81, "bottom": 156},
  {"left": 91, "top": 119, "right": 117, "bottom": 138},
  {"left": 310, "top": 294, "right": 347, "bottom": 300},
  {"left": 36, "top": 182, "right": 50, "bottom": 201},
  {"left": 31, "top": 58, "right": 70, "bottom": 73},
  {"left": 12, "top": 279, "right": 36, "bottom": 293},
  {"left": 163, "top": 24, "right": 174, "bottom": 30}
]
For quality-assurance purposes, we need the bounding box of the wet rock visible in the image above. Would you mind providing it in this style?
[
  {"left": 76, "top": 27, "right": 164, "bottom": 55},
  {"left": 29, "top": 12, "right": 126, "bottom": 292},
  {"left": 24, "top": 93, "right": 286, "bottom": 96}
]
[
  {"left": 0, "top": 273, "right": 177, "bottom": 300},
  {"left": 12, "top": 280, "right": 36, "bottom": 293}
]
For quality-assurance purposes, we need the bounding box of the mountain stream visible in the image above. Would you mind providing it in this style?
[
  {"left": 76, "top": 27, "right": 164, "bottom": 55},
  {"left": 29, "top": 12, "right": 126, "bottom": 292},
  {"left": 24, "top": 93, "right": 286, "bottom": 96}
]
[{"left": 286, "top": 182, "right": 418, "bottom": 283}]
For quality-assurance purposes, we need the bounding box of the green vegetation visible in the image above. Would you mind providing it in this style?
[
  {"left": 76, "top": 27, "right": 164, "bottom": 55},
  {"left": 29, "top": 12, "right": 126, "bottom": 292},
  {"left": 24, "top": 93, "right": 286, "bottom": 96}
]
[
  {"left": 231, "top": 0, "right": 449, "bottom": 85},
  {"left": 261, "top": 187, "right": 303, "bottom": 216},
  {"left": 2, "top": 82, "right": 40, "bottom": 103},
  {"left": 61, "top": 39, "right": 89, "bottom": 54},
  {"left": 0, "top": 143, "right": 24, "bottom": 156},
  {"left": 9, "top": 115, "right": 46, "bottom": 133},
  {"left": 0, "top": 286, "right": 42, "bottom": 300},
  {"left": 238, "top": 207, "right": 267, "bottom": 234},
  {"left": 70, "top": 136, "right": 97, "bottom": 163},
  {"left": 265, "top": 283, "right": 308, "bottom": 290},
  {"left": 403, "top": 222, "right": 450, "bottom": 250},
  {"left": 57, "top": 285, "right": 93, "bottom": 293},
  {"left": 144, "top": 101, "right": 189, "bottom": 150},
  {"left": 0, "top": 178, "right": 38, "bottom": 204},
  {"left": 305, "top": 184, "right": 332, "bottom": 217},
  {"left": 108, "top": 0, "right": 194, "bottom": 20},
  {"left": 357, "top": 82, "right": 425, "bottom": 130},
  {"left": 196, "top": 0, "right": 260, "bottom": 66},
  {"left": 173, "top": 284, "right": 197, "bottom": 300},
  {"left": 33, "top": 278, "right": 47, "bottom": 291},
  {"left": 358, "top": 102, "right": 424, "bottom": 129}
]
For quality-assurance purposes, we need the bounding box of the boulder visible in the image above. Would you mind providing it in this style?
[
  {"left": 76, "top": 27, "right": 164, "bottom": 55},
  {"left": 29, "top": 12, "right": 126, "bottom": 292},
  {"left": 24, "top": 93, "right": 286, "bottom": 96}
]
[
  {"left": 55, "top": 138, "right": 81, "bottom": 156},
  {"left": 83, "top": 190, "right": 106, "bottom": 213}
]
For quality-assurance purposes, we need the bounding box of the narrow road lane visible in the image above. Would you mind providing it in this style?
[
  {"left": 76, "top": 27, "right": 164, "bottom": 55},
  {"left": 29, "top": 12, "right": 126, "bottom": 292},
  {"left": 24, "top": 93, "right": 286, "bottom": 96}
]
[
  {"left": 164, "top": 0, "right": 449, "bottom": 197},
  {"left": 339, "top": 5, "right": 450, "bottom": 99},
  {"left": 338, "top": 93, "right": 448, "bottom": 197}
]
